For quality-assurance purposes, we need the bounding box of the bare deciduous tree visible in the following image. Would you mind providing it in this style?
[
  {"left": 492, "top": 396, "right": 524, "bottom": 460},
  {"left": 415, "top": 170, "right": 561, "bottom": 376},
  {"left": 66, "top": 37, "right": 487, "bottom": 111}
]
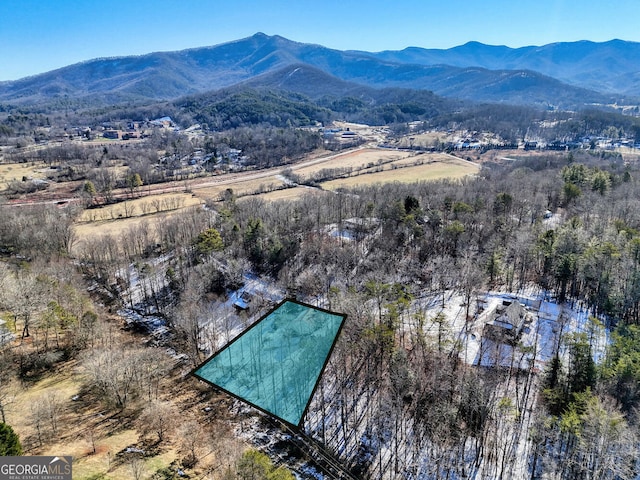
[
  {"left": 137, "top": 400, "right": 178, "bottom": 444},
  {"left": 177, "top": 419, "right": 208, "bottom": 468},
  {"left": 82, "top": 345, "right": 168, "bottom": 410}
]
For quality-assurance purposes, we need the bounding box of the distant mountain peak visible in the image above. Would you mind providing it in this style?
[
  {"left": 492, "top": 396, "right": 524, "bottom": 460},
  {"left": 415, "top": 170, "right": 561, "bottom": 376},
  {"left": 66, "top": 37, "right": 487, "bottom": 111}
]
[
  {"left": 460, "top": 40, "right": 487, "bottom": 48},
  {"left": 0, "top": 34, "right": 637, "bottom": 107}
]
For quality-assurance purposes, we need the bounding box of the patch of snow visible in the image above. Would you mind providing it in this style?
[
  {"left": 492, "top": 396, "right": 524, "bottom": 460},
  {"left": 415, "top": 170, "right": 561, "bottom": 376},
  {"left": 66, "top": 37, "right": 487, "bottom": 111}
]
[
  {"left": 410, "top": 289, "right": 608, "bottom": 371},
  {"left": 125, "top": 447, "right": 145, "bottom": 454}
]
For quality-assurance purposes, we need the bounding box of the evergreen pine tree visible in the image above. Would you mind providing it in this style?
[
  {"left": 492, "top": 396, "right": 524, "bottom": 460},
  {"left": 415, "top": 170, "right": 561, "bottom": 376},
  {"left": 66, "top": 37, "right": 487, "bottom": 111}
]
[{"left": 0, "top": 422, "right": 23, "bottom": 456}]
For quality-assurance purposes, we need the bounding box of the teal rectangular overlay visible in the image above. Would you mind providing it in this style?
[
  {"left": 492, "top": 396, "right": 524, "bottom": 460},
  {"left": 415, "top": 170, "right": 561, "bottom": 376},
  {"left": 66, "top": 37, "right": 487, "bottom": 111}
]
[{"left": 193, "top": 299, "right": 346, "bottom": 427}]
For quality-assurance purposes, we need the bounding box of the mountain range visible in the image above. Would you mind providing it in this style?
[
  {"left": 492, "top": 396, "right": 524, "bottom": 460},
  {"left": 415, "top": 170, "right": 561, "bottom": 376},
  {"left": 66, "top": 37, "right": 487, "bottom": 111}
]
[
  {"left": 1, "top": 33, "right": 638, "bottom": 110},
  {"left": 367, "top": 39, "right": 640, "bottom": 96}
]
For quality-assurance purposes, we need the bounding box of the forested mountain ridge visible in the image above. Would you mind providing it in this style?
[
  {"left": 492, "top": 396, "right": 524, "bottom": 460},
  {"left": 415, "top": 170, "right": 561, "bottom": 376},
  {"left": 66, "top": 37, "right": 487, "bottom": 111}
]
[
  {"left": 173, "top": 68, "right": 459, "bottom": 129},
  {"left": 0, "top": 33, "right": 634, "bottom": 109},
  {"left": 367, "top": 39, "right": 640, "bottom": 95}
]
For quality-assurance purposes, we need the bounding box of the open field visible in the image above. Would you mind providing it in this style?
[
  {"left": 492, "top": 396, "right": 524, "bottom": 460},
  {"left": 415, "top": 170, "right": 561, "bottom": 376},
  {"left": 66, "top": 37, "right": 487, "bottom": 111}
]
[
  {"left": 73, "top": 207, "right": 194, "bottom": 256},
  {"left": 0, "top": 162, "right": 50, "bottom": 190},
  {"left": 193, "top": 175, "right": 286, "bottom": 201},
  {"left": 241, "top": 186, "right": 324, "bottom": 202},
  {"left": 320, "top": 156, "right": 479, "bottom": 189},
  {"left": 618, "top": 146, "right": 640, "bottom": 163},
  {"left": 291, "top": 148, "right": 415, "bottom": 179},
  {"left": 395, "top": 132, "right": 444, "bottom": 148},
  {"left": 347, "top": 152, "right": 466, "bottom": 175},
  {"left": 226, "top": 151, "right": 474, "bottom": 200},
  {"left": 79, "top": 192, "right": 202, "bottom": 222},
  {"left": 68, "top": 148, "right": 478, "bottom": 253},
  {"left": 74, "top": 193, "right": 203, "bottom": 256}
]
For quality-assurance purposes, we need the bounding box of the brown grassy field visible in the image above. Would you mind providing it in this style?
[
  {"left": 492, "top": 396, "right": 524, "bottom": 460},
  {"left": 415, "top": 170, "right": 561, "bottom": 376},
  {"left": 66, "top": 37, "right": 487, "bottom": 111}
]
[
  {"left": 73, "top": 193, "right": 203, "bottom": 256},
  {"left": 321, "top": 156, "right": 480, "bottom": 190},
  {"left": 320, "top": 155, "right": 479, "bottom": 190},
  {"left": 73, "top": 208, "right": 188, "bottom": 256},
  {"left": 193, "top": 175, "right": 286, "bottom": 201},
  {"left": 0, "top": 162, "right": 50, "bottom": 190},
  {"left": 222, "top": 151, "right": 478, "bottom": 200},
  {"left": 388, "top": 152, "right": 457, "bottom": 167},
  {"left": 618, "top": 146, "right": 640, "bottom": 163},
  {"left": 79, "top": 192, "right": 201, "bottom": 222},
  {"left": 291, "top": 148, "right": 415, "bottom": 179},
  {"left": 395, "top": 132, "right": 445, "bottom": 149},
  {"left": 239, "top": 186, "right": 325, "bottom": 202}
]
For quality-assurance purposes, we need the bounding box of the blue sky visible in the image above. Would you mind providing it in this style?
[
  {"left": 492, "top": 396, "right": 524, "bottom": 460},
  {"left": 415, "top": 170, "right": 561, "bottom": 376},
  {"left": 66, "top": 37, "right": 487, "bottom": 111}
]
[{"left": 1, "top": 0, "right": 639, "bottom": 81}]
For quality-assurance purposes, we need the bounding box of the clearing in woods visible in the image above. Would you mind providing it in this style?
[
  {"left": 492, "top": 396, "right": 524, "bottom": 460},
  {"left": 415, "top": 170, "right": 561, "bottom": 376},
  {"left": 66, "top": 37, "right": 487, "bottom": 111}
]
[
  {"left": 78, "top": 192, "right": 201, "bottom": 222},
  {"left": 72, "top": 193, "right": 202, "bottom": 255},
  {"left": 73, "top": 208, "right": 189, "bottom": 256}
]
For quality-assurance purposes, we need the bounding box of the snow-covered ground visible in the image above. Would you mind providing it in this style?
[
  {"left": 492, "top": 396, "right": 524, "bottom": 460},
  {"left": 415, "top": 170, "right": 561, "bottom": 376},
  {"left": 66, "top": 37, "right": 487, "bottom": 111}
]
[
  {"left": 206, "top": 273, "right": 285, "bottom": 348},
  {"left": 0, "top": 318, "right": 14, "bottom": 345},
  {"left": 116, "top": 256, "right": 611, "bottom": 479},
  {"left": 117, "top": 253, "right": 285, "bottom": 350},
  {"left": 412, "top": 288, "right": 608, "bottom": 372},
  {"left": 116, "top": 253, "right": 174, "bottom": 310}
]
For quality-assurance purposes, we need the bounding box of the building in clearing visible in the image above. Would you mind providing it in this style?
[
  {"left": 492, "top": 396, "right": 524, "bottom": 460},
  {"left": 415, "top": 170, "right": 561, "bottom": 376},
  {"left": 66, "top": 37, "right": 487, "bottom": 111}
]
[
  {"left": 103, "top": 129, "right": 120, "bottom": 139},
  {"left": 482, "top": 300, "right": 530, "bottom": 346},
  {"left": 192, "top": 299, "right": 346, "bottom": 427}
]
